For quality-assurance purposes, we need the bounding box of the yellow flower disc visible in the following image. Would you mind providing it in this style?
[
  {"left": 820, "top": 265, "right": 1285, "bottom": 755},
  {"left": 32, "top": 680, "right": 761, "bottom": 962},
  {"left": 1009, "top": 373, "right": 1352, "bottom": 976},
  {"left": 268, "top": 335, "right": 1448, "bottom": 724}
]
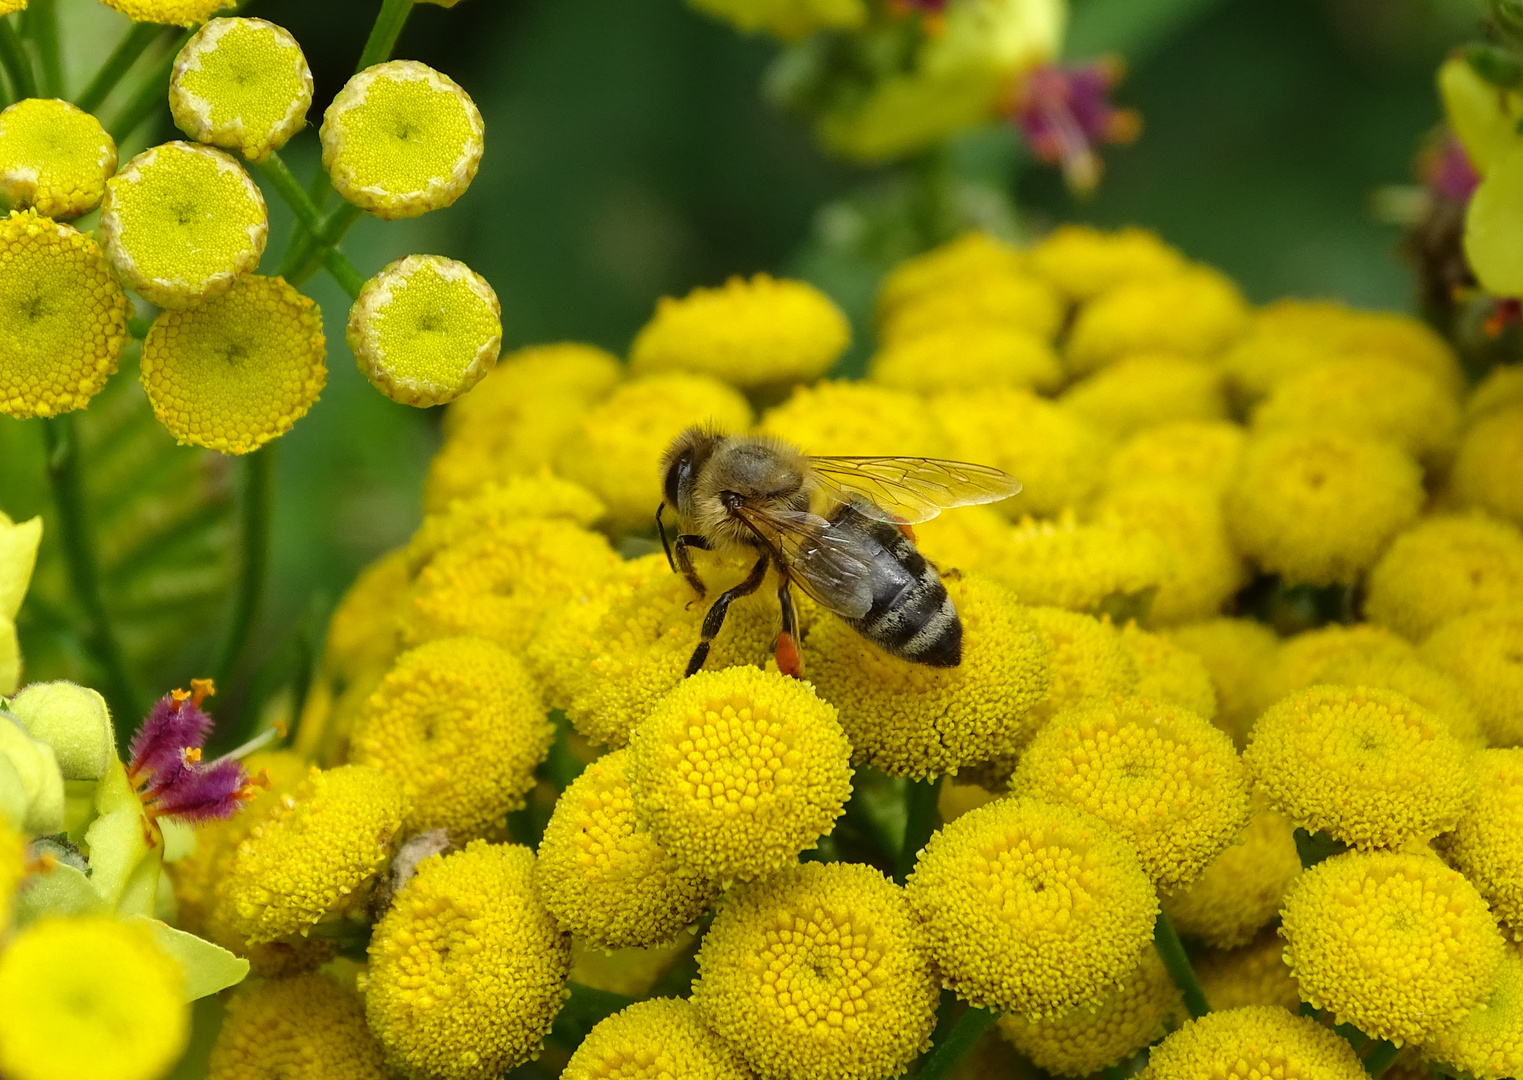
[
  {"left": 140, "top": 274, "right": 326, "bottom": 454},
  {"left": 870, "top": 321, "right": 1065, "bottom": 394},
  {"left": 1439, "top": 749, "right": 1523, "bottom": 939},
  {"left": 100, "top": 141, "right": 267, "bottom": 308},
  {"left": 0, "top": 916, "right": 187, "bottom": 1080},
  {"left": 627, "top": 667, "right": 852, "bottom": 881},
  {"left": 1061, "top": 353, "right": 1228, "bottom": 439},
  {"left": 1065, "top": 267, "right": 1250, "bottom": 374},
  {"left": 1314, "top": 651, "right": 1484, "bottom": 746},
  {"left": 905, "top": 797, "right": 1158, "bottom": 1017},
  {"left": 350, "top": 637, "right": 553, "bottom": 841},
  {"left": 1246, "top": 684, "right": 1473, "bottom": 849},
  {"left": 1452, "top": 406, "right": 1523, "bottom": 529},
  {"left": 1139, "top": 1006, "right": 1364, "bottom": 1080},
  {"left": 1224, "top": 428, "right": 1424, "bottom": 587},
  {"left": 1028, "top": 224, "right": 1187, "bottom": 302},
  {"left": 535, "top": 748, "right": 719, "bottom": 949},
  {"left": 1024, "top": 604, "right": 1139, "bottom": 728},
  {"left": 1012, "top": 696, "right": 1251, "bottom": 892},
  {"left": 910, "top": 503, "right": 1012, "bottom": 574},
  {"left": 1162, "top": 800, "right": 1301, "bottom": 949},
  {"left": 0, "top": 0, "right": 22, "bottom": 12},
  {"left": 0, "top": 98, "right": 116, "bottom": 218},
  {"left": 1367, "top": 513, "right": 1523, "bottom": 642},
  {"left": 692, "top": 861, "right": 938, "bottom": 1080},
  {"left": 1249, "top": 622, "right": 1416, "bottom": 720},
  {"left": 1282, "top": 850, "right": 1507, "bottom": 1044},
  {"left": 1104, "top": 419, "right": 1247, "bottom": 496},
  {"left": 805, "top": 574, "right": 1053, "bottom": 779},
  {"left": 876, "top": 230, "right": 1027, "bottom": 317},
  {"left": 1119, "top": 622, "right": 1218, "bottom": 719},
  {"left": 347, "top": 254, "right": 501, "bottom": 407},
  {"left": 169, "top": 18, "right": 313, "bottom": 162},
  {"left": 878, "top": 268, "right": 1065, "bottom": 345},
  {"left": 1422, "top": 606, "right": 1523, "bottom": 746},
  {"left": 984, "top": 513, "right": 1172, "bottom": 617},
  {"left": 365, "top": 841, "right": 571, "bottom": 1080},
  {"left": 0, "top": 209, "right": 129, "bottom": 418},
  {"left": 630, "top": 273, "right": 849, "bottom": 390},
  {"left": 407, "top": 473, "right": 606, "bottom": 569},
  {"left": 1165, "top": 617, "right": 1280, "bottom": 747},
  {"left": 207, "top": 973, "right": 386, "bottom": 1080},
  {"left": 997, "top": 950, "right": 1182, "bottom": 1077},
  {"left": 563, "top": 998, "right": 755, "bottom": 1080},
  {"left": 1193, "top": 927, "right": 1303, "bottom": 1013},
  {"left": 224, "top": 764, "right": 405, "bottom": 944},
  {"left": 759, "top": 379, "right": 949, "bottom": 457},
  {"left": 1423, "top": 949, "right": 1523, "bottom": 1080},
  {"left": 100, "top": 0, "right": 232, "bottom": 26},
  {"left": 321, "top": 60, "right": 484, "bottom": 220},
  {"left": 1469, "top": 362, "right": 1523, "bottom": 424}
]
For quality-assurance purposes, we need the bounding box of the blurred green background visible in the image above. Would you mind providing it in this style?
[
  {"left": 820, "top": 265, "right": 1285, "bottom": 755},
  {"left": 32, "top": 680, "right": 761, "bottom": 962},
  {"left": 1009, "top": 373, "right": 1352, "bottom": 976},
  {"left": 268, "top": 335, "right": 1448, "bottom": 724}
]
[{"left": 0, "top": 0, "right": 1480, "bottom": 726}]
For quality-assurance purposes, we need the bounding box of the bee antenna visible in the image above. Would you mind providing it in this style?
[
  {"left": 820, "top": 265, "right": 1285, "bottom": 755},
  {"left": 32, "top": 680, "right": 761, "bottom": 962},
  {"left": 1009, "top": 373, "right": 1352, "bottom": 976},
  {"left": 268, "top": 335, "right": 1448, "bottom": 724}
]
[{"left": 656, "top": 502, "right": 676, "bottom": 572}]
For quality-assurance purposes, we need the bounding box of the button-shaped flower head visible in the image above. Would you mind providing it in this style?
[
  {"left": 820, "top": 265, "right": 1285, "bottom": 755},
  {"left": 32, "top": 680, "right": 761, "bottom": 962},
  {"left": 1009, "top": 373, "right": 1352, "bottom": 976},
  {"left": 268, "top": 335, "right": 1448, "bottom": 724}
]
[
  {"left": 1453, "top": 406, "right": 1523, "bottom": 530},
  {"left": 169, "top": 18, "right": 314, "bottom": 163},
  {"left": 0, "top": 99, "right": 116, "bottom": 218},
  {"left": 140, "top": 274, "right": 326, "bottom": 455},
  {"left": 1192, "top": 926, "right": 1303, "bottom": 1013},
  {"left": 1422, "top": 605, "right": 1523, "bottom": 747},
  {"left": 1438, "top": 749, "right": 1523, "bottom": 940},
  {"left": 1281, "top": 850, "right": 1507, "bottom": 1045},
  {"left": 692, "top": 862, "right": 939, "bottom": 1080},
  {"left": 101, "top": 0, "right": 234, "bottom": 27},
  {"left": 0, "top": 210, "right": 129, "bottom": 419},
  {"left": 1139, "top": 1006, "right": 1365, "bottom": 1080},
  {"left": 761, "top": 380, "right": 950, "bottom": 458},
  {"left": 364, "top": 841, "right": 572, "bottom": 1080},
  {"left": 1105, "top": 419, "right": 1247, "bottom": 496},
  {"left": 1065, "top": 266, "right": 1250, "bottom": 374},
  {"left": 207, "top": 972, "right": 387, "bottom": 1080},
  {"left": 100, "top": 142, "right": 267, "bottom": 309},
  {"left": 1161, "top": 800, "right": 1301, "bottom": 950},
  {"left": 1423, "top": 949, "right": 1523, "bottom": 1080},
  {"left": 1024, "top": 605, "right": 1139, "bottom": 729},
  {"left": 1028, "top": 224, "right": 1187, "bottom": 302},
  {"left": 321, "top": 60, "right": 484, "bottom": 220},
  {"left": 347, "top": 254, "right": 501, "bottom": 406},
  {"left": 1366, "top": 513, "right": 1523, "bottom": 642},
  {"left": 563, "top": 998, "right": 755, "bottom": 1080},
  {"left": 628, "top": 667, "right": 852, "bottom": 882}
]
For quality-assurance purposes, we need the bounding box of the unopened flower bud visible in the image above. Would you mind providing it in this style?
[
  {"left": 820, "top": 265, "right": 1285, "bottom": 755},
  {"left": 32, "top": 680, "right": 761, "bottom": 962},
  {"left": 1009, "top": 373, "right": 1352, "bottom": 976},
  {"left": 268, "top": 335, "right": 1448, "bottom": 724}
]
[{"left": 8, "top": 681, "right": 115, "bottom": 781}]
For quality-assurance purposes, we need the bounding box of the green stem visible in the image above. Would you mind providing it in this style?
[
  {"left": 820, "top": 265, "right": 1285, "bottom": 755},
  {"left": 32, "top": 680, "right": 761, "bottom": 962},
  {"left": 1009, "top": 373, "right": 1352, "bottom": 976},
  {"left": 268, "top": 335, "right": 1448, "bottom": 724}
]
[
  {"left": 915, "top": 1005, "right": 998, "bottom": 1080},
  {"left": 212, "top": 445, "right": 274, "bottom": 692},
  {"left": 24, "top": 0, "right": 63, "bottom": 98},
  {"left": 127, "top": 316, "right": 151, "bottom": 339},
  {"left": 257, "top": 151, "right": 324, "bottom": 231},
  {"left": 1294, "top": 827, "right": 1347, "bottom": 870},
  {"left": 896, "top": 774, "right": 942, "bottom": 882},
  {"left": 323, "top": 246, "right": 365, "bottom": 299},
  {"left": 1153, "top": 909, "right": 1210, "bottom": 1019},
  {"left": 0, "top": 16, "right": 38, "bottom": 100},
  {"left": 356, "top": 0, "right": 415, "bottom": 72},
  {"left": 1363, "top": 1040, "right": 1400, "bottom": 1077},
  {"left": 75, "top": 22, "right": 164, "bottom": 113},
  {"left": 107, "top": 29, "right": 192, "bottom": 144},
  {"left": 40, "top": 415, "right": 142, "bottom": 727}
]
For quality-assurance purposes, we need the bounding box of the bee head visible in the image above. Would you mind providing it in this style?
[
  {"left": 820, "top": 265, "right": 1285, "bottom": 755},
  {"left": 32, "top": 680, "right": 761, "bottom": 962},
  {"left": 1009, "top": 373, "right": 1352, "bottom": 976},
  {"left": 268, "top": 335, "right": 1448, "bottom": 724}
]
[{"left": 660, "top": 426, "right": 722, "bottom": 516}]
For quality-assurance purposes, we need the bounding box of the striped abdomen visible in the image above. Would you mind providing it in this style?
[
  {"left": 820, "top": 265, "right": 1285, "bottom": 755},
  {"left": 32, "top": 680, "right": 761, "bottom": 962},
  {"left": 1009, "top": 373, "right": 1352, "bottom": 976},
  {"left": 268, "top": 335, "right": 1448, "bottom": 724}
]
[{"left": 830, "top": 504, "right": 961, "bottom": 667}]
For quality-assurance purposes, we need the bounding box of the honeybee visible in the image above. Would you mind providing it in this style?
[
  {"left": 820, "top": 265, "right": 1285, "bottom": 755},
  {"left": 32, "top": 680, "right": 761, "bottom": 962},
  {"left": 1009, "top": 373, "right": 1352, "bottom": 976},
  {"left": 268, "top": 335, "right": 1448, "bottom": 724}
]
[{"left": 656, "top": 427, "right": 1022, "bottom": 679}]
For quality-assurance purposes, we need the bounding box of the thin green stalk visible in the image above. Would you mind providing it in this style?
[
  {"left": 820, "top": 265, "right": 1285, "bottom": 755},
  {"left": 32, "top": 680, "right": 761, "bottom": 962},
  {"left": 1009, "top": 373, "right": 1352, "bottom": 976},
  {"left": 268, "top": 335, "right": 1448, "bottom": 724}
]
[
  {"left": 212, "top": 445, "right": 275, "bottom": 692},
  {"left": 915, "top": 1005, "right": 998, "bottom": 1080},
  {"left": 897, "top": 774, "right": 942, "bottom": 882},
  {"left": 41, "top": 415, "right": 143, "bottom": 727},
  {"left": 108, "top": 30, "right": 192, "bottom": 144},
  {"left": 0, "top": 16, "right": 38, "bottom": 100},
  {"left": 323, "top": 246, "right": 365, "bottom": 299},
  {"left": 23, "top": 0, "right": 63, "bottom": 98},
  {"left": 285, "top": 203, "right": 364, "bottom": 286},
  {"left": 1153, "top": 909, "right": 1210, "bottom": 1018},
  {"left": 1363, "top": 1040, "right": 1400, "bottom": 1077},
  {"left": 258, "top": 151, "right": 324, "bottom": 232},
  {"left": 357, "top": 0, "right": 416, "bottom": 72},
  {"left": 77, "top": 24, "right": 166, "bottom": 114}
]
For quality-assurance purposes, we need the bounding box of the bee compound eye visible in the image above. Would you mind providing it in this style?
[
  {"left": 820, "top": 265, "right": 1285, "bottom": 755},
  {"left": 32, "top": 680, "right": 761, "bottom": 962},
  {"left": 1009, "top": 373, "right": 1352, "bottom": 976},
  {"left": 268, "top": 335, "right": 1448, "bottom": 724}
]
[{"left": 664, "top": 449, "right": 693, "bottom": 509}]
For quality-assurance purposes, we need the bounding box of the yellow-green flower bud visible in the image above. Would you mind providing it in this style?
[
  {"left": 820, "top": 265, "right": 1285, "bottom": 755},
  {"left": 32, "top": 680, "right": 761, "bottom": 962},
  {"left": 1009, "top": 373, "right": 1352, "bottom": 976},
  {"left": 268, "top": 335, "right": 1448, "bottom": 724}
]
[
  {"left": 1439, "top": 55, "right": 1523, "bottom": 177},
  {"left": 100, "top": 141, "right": 268, "bottom": 309},
  {"left": 0, "top": 511, "right": 40, "bottom": 695},
  {"left": 0, "top": 713, "right": 64, "bottom": 833},
  {"left": 0, "top": 754, "right": 25, "bottom": 825},
  {"left": 320, "top": 60, "right": 484, "bottom": 220},
  {"left": 346, "top": 254, "right": 501, "bottom": 407},
  {"left": 100, "top": 0, "right": 233, "bottom": 27},
  {"left": 169, "top": 18, "right": 314, "bottom": 163},
  {"left": 0, "top": 98, "right": 117, "bottom": 219},
  {"left": 8, "top": 681, "right": 114, "bottom": 781}
]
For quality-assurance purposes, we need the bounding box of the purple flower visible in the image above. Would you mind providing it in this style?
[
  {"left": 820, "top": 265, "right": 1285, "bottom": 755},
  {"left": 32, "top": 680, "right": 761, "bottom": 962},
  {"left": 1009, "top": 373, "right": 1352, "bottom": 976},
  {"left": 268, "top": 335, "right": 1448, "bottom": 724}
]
[
  {"left": 1011, "top": 59, "right": 1141, "bottom": 194},
  {"left": 1422, "top": 131, "right": 1480, "bottom": 204},
  {"left": 125, "top": 679, "right": 261, "bottom": 825}
]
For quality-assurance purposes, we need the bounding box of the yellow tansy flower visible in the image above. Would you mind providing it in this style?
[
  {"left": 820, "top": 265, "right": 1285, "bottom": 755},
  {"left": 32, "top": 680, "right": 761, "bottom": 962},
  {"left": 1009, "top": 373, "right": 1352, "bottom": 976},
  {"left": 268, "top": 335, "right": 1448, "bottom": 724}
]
[
  {"left": 685, "top": 0, "right": 866, "bottom": 39},
  {"left": 1314, "top": 651, "right": 1484, "bottom": 746},
  {"left": 0, "top": 98, "right": 116, "bottom": 218},
  {"left": 629, "top": 273, "right": 849, "bottom": 390},
  {"left": 0, "top": 916, "right": 187, "bottom": 1080},
  {"left": 1370, "top": 515, "right": 1523, "bottom": 646},
  {"left": 1422, "top": 606, "right": 1523, "bottom": 747},
  {"left": 1060, "top": 353, "right": 1228, "bottom": 438},
  {"left": 875, "top": 230, "right": 1027, "bottom": 316},
  {"left": 100, "top": 141, "right": 267, "bottom": 308},
  {"left": 535, "top": 748, "right": 719, "bottom": 949},
  {"left": 1468, "top": 361, "right": 1523, "bottom": 423},
  {"left": 1103, "top": 418, "right": 1246, "bottom": 496},
  {"left": 867, "top": 323, "right": 1065, "bottom": 395},
  {"left": 1281, "top": 850, "right": 1506, "bottom": 1044},
  {"left": 1193, "top": 927, "right": 1302, "bottom": 1012},
  {"left": 0, "top": 0, "right": 23, "bottom": 12},
  {"left": 568, "top": 936, "right": 697, "bottom": 998},
  {"left": 224, "top": 764, "right": 405, "bottom": 944},
  {"left": 1027, "top": 224, "right": 1187, "bottom": 301},
  {"left": 627, "top": 667, "right": 852, "bottom": 881},
  {"left": 1452, "top": 406, "right": 1523, "bottom": 529},
  {"left": 692, "top": 861, "right": 938, "bottom": 1080},
  {"left": 364, "top": 841, "right": 571, "bottom": 1080},
  {"left": 878, "top": 267, "right": 1066, "bottom": 345},
  {"left": 906, "top": 797, "right": 1158, "bottom": 1018},
  {"left": 100, "top": 0, "right": 233, "bottom": 26},
  {"left": 350, "top": 637, "right": 553, "bottom": 841},
  {"left": 1139, "top": 1006, "right": 1364, "bottom": 1080},
  {"left": 1423, "top": 949, "right": 1523, "bottom": 1080},
  {"left": 348, "top": 254, "right": 502, "bottom": 407},
  {"left": 908, "top": 503, "right": 1011, "bottom": 574},
  {"left": 1249, "top": 621, "right": 1415, "bottom": 720},
  {"left": 0, "top": 209, "right": 129, "bottom": 418},
  {"left": 985, "top": 512, "right": 1172, "bottom": 617},
  {"left": 759, "top": 379, "right": 949, "bottom": 457},
  {"left": 1065, "top": 266, "right": 1250, "bottom": 374},
  {"left": 806, "top": 574, "right": 1052, "bottom": 778},
  {"left": 406, "top": 473, "right": 606, "bottom": 570},
  {"left": 207, "top": 973, "right": 386, "bottom": 1080},
  {"left": 169, "top": 18, "right": 313, "bottom": 162},
  {"left": 1162, "top": 800, "right": 1300, "bottom": 949},
  {"left": 563, "top": 997, "right": 755, "bottom": 1080},
  {"left": 1165, "top": 617, "right": 1280, "bottom": 747},
  {"left": 1025, "top": 604, "right": 1140, "bottom": 728},
  {"left": 1438, "top": 749, "right": 1523, "bottom": 939},
  {"left": 321, "top": 60, "right": 484, "bottom": 220},
  {"left": 140, "top": 274, "right": 326, "bottom": 454},
  {"left": 1119, "top": 621, "right": 1218, "bottom": 718}
]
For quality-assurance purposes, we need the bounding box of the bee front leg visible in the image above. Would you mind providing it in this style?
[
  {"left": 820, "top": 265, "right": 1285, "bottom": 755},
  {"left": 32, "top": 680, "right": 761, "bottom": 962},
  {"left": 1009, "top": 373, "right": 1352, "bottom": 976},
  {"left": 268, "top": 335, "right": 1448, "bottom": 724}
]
[
  {"left": 673, "top": 533, "right": 712, "bottom": 604},
  {"left": 685, "top": 554, "right": 768, "bottom": 678}
]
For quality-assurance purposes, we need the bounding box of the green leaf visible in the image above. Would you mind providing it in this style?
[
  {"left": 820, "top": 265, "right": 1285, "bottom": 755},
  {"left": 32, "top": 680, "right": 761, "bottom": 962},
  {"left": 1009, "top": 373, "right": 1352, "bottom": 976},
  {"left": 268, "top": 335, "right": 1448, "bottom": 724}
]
[
  {"left": 129, "top": 916, "right": 250, "bottom": 1001},
  {"left": 83, "top": 757, "right": 161, "bottom": 915}
]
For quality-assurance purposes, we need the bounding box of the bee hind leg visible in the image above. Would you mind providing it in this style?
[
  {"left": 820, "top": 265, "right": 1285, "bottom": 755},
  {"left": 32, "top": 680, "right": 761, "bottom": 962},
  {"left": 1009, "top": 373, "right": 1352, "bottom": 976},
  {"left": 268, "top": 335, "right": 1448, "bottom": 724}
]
[
  {"left": 685, "top": 554, "right": 768, "bottom": 677},
  {"left": 775, "top": 581, "right": 804, "bottom": 679}
]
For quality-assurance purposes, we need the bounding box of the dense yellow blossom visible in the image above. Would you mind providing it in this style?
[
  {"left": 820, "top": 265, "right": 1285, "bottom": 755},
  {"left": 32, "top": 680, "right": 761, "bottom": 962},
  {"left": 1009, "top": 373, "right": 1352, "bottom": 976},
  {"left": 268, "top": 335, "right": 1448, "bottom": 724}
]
[
  {"left": 1119, "top": 622, "right": 1217, "bottom": 717},
  {"left": 0, "top": 98, "right": 116, "bottom": 218},
  {"left": 876, "top": 230, "right": 1027, "bottom": 316},
  {"left": 407, "top": 473, "right": 606, "bottom": 570},
  {"left": 1281, "top": 850, "right": 1506, "bottom": 1044},
  {"left": 910, "top": 503, "right": 1012, "bottom": 574},
  {"left": 1468, "top": 362, "right": 1523, "bottom": 423},
  {"left": 1314, "top": 651, "right": 1484, "bottom": 745},
  {"left": 365, "top": 841, "right": 571, "bottom": 1080},
  {"left": 985, "top": 512, "right": 1171, "bottom": 616},
  {"left": 169, "top": 17, "right": 314, "bottom": 162},
  {"left": 627, "top": 667, "right": 852, "bottom": 881},
  {"left": 1422, "top": 606, "right": 1523, "bottom": 746},
  {"left": 207, "top": 973, "right": 386, "bottom": 1080},
  {"left": 100, "top": 0, "right": 232, "bottom": 25},
  {"left": 321, "top": 60, "right": 484, "bottom": 219},
  {"left": 1012, "top": 696, "right": 1249, "bottom": 891},
  {"left": 1194, "top": 927, "right": 1303, "bottom": 1013},
  {"left": 760, "top": 379, "right": 949, "bottom": 457},
  {"left": 536, "top": 749, "right": 719, "bottom": 948},
  {"left": 563, "top": 998, "right": 756, "bottom": 1080},
  {"left": 1439, "top": 749, "right": 1523, "bottom": 939},
  {"left": 1065, "top": 267, "right": 1250, "bottom": 374},
  {"left": 997, "top": 950, "right": 1181, "bottom": 1077},
  {"left": 0, "top": 210, "right": 129, "bottom": 418},
  {"left": 1163, "top": 800, "right": 1300, "bottom": 948},
  {"left": 1224, "top": 428, "right": 1423, "bottom": 586},
  {"left": 224, "top": 764, "right": 405, "bottom": 943},
  {"left": 1139, "top": 1006, "right": 1365, "bottom": 1079},
  {"left": 1452, "top": 406, "right": 1523, "bottom": 528},
  {"left": 806, "top": 574, "right": 1052, "bottom": 778},
  {"left": 568, "top": 936, "right": 697, "bottom": 998},
  {"left": 630, "top": 274, "right": 849, "bottom": 389},
  {"left": 1061, "top": 353, "right": 1228, "bottom": 438},
  {"left": 350, "top": 637, "right": 552, "bottom": 840},
  {"left": 1025, "top": 604, "right": 1139, "bottom": 726},
  {"left": 1166, "top": 617, "right": 1279, "bottom": 746},
  {"left": 878, "top": 269, "right": 1065, "bottom": 345},
  {"left": 0, "top": 916, "right": 187, "bottom": 1080},
  {"left": 867, "top": 323, "right": 1064, "bottom": 394},
  {"left": 692, "top": 862, "right": 938, "bottom": 1080},
  {"left": 1249, "top": 622, "right": 1415, "bottom": 719},
  {"left": 930, "top": 388, "right": 1109, "bottom": 518},
  {"left": 1366, "top": 513, "right": 1523, "bottom": 641},
  {"left": 1104, "top": 419, "right": 1247, "bottom": 496},
  {"left": 905, "top": 797, "right": 1158, "bottom": 1017},
  {"left": 557, "top": 372, "right": 753, "bottom": 533},
  {"left": 1423, "top": 949, "right": 1523, "bottom": 1080},
  {"left": 1246, "top": 685, "right": 1473, "bottom": 849},
  {"left": 1028, "top": 224, "right": 1187, "bottom": 301},
  {"left": 0, "top": 815, "right": 21, "bottom": 928},
  {"left": 141, "top": 274, "right": 326, "bottom": 454},
  {"left": 685, "top": 0, "right": 865, "bottom": 39}
]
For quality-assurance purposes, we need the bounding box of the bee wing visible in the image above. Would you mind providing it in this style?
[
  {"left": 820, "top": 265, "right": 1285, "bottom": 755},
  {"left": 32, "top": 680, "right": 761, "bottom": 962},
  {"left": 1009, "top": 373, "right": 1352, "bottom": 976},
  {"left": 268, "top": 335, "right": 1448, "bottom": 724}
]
[
  {"left": 729, "top": 503, "right": 876, "bottom": 620},
  {"left": 807, "top": 456, "right": 1023, "bottom": 525}
]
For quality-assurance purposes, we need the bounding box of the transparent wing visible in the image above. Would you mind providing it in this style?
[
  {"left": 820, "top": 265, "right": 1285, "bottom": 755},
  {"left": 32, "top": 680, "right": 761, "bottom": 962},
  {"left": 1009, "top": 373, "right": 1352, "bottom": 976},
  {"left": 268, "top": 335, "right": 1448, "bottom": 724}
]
[
  {"left": 730, "top": 503, "right": 876, "bottom": 620},
  {"left": 807, "top": 456, "right": 1023, "bottom": 525}
]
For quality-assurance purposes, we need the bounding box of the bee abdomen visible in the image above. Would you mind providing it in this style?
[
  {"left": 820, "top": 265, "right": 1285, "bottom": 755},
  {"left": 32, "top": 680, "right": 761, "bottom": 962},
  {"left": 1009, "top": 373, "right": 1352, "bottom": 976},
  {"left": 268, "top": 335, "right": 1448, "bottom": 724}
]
[{"left": 845, "top": 519, "right": 962, "bottom": 667}]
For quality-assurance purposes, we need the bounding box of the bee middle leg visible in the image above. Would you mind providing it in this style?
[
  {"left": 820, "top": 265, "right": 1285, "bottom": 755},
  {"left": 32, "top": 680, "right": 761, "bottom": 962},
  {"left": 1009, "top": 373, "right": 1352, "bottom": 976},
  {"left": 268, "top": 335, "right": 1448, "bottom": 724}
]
[{"left": 685, "top": 554, "right": 769, "bottom": 678}]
